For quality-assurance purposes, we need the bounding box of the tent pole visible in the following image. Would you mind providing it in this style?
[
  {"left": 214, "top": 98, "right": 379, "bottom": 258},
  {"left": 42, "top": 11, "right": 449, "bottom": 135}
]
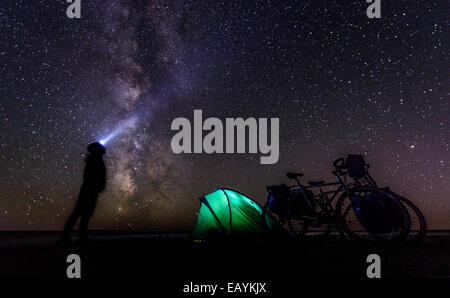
[{"left": 220, "top": 189, "right": 233, "bottom": 237}]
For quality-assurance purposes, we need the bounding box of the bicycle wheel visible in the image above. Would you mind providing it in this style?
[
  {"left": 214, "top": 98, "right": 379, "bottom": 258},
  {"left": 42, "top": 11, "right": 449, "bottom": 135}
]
[
  {"left": 388, "top": 192, "right": 427, "bottom": 243},
  {"left": 261, "top": 201, "right": 289, "bottom": 233},
  {"left": 286, "top": 212, "right": 310, "bottom": 238},
  {"left": 261, "top": 201, "right": 274, "bottom": 229},
  {"left": 335, "top": 187, "right": 410, "bottom": 244},
  {"left": 287, "top": 204, "right": 334, "bottom": 239}
]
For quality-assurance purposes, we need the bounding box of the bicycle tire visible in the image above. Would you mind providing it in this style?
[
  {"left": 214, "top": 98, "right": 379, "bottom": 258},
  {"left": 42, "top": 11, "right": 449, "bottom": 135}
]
[
  {"left": 286, "top": 215, "right": 309, "bottom": 238},
  {"left": 261, "top": 201, "right": 271, "bottom": 230},
  {"left": 261, "top": 201, "right": 291, "bottom": 238},
  {"left": 287, "top": 214, "right": 336, "bottom": 239},
  {"left": 389, "top": 192, "right": 427, "bottom": 244},
  {"left": 335, "top": 186, "right": 411, "bottom": 244}
]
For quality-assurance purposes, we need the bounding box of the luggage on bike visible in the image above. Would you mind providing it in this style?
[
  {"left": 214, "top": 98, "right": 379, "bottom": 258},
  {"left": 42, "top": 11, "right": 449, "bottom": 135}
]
[
  {"left": 345, "top": 154, "right": 367, "bottom": 179},
  {"left": 267, "top": 184, "right": 314, "bottom": 218},
  {"left": 267, "top": 184, "right": 290, "bottom": 216},
  {"left": 350, "top": 192, "right": 404, "bottom": 233}
]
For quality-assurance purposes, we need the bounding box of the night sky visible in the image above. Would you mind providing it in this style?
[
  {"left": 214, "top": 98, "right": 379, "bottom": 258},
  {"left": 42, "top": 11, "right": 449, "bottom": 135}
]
[{"left": 0, "top": 0, "right": 448, "bottom": 231}]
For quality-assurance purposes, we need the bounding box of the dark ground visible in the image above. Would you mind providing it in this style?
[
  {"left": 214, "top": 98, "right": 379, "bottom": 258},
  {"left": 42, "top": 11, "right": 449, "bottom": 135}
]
[{"left": 0, "top": 231, "right": 449, "bottom": 294}]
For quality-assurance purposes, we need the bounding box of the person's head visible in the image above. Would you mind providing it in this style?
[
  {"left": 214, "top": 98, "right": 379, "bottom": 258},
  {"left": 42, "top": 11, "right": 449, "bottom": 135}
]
[{"left": 87, "top": 142, "right": 106, "bottom": 156}]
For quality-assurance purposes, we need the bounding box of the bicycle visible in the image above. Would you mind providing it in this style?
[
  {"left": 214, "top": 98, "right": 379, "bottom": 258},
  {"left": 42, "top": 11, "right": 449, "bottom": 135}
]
[
  {"left": 263, "top": 172, "right": 343, "bottom": 239},
  {"left": 333, "top": 156, "right": 426, "bottom": 243},
  {"left": 262, "top": 156, "right": 416, "bottom": 244}
]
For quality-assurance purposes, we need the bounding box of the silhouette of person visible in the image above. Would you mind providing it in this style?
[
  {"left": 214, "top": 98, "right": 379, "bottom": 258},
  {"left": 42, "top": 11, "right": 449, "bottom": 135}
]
[{"left": 60, "top": 142, "right": 106, "bottom": 244}]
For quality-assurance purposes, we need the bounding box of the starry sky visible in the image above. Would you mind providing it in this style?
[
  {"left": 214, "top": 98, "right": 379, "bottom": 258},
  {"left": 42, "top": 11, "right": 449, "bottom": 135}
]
[{"left": 0, "top": 0, "right": 448, "bottom": 231}]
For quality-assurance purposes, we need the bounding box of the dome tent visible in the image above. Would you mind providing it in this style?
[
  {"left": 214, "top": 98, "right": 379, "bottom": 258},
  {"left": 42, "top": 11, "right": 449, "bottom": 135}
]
[{"left": 192, "top": 188, "right": 280, "bottom": 240}]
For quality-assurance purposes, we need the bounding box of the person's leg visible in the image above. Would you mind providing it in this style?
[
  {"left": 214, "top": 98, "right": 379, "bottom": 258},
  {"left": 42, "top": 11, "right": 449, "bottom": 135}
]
[
  {"left": 79, "top": 214, "right": 90, "bottom": 241},
  {"left": 79, "top": 192, "right": 98, "bottom": 241},
  {"left": 61, "top": 209, "right": 80, "bottom": 240}
]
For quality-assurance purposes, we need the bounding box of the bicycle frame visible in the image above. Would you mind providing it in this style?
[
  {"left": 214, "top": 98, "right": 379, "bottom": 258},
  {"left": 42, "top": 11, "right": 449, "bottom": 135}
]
[
  {"left": 287, "top": 178, "right": 343, "bottom": 223},
  {"left": 265, "top": 164, "right": 380, "bottom": 228},
  {"left": 283, "top": 169, "right": 372, "bottom": 224}
]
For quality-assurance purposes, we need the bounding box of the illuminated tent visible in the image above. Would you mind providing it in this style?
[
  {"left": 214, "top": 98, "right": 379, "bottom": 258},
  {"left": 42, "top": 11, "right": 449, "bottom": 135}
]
[{"left": 192, "top": 188, "right": 280, "bottom": 240}]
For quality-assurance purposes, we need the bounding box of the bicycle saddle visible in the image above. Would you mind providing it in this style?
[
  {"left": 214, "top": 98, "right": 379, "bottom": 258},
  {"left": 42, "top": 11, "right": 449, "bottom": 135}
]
[
  {"left": 286, "top": 172, "right": 303, "bottom": 179},
  {"left": 308, "top": 180, "right": 325, "bottom": 186}
]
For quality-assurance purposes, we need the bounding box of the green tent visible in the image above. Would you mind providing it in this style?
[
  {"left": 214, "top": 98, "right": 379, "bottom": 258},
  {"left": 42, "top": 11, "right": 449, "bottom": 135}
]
[{"left": 192, "top": 188, "right": 280, "bottom": 240}]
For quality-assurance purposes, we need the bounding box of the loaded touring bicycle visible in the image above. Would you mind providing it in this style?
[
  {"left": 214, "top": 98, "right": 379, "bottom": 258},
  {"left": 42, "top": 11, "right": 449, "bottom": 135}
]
[{"left": 262, "top": 155, "right": 426, "bottom": 244}]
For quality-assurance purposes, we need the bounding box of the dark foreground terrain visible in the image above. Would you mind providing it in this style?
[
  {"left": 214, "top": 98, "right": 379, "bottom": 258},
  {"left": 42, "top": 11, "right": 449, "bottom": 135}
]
[{"left": 0, "top": 231, "right": 449, "bottom": 293}]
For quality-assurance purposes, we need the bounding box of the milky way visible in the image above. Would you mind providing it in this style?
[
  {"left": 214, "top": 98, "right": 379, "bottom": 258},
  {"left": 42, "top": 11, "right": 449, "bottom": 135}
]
[{"left": 0, "top": 0, "right": 448, "bottom": 231}]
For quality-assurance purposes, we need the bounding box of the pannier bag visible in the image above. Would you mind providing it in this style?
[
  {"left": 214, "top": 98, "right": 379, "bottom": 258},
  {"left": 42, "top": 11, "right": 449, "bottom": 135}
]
[
  {"left": 267, "top": 185, "right": 314, "bottom": 218},
  {"left": 350, "top": 192, "right": 404, "bottom": 233},
  {"left": 345, "top": 154, "right": 367, "bottom": 179},
  {"left": 267, "top": 184, "right": 290, "bottom": 216}
]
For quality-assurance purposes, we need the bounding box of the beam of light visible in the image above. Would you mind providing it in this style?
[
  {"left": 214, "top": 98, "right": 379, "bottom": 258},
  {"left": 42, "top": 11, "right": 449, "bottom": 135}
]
[{"left": 99, "top": 116, "right": 138, "bottom": 146}]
